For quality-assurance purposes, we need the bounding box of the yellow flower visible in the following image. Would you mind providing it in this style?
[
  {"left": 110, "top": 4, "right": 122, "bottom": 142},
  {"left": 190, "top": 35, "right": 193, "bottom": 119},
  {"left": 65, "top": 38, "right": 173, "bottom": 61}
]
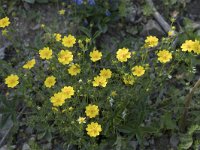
[
  {"left": 39, "top": 47, "right": 53, "bottom": 60},
  {"left": 85, "top": 104, "right": 99, "bottom": 118},
  {"left": 92, "top": 76, "right": 107, "bottom": 87},
  {"left": 116, "top": 48, "right": 131, "bottom": 62},
  {"left": 52, "top": 107, "right": 58, "bottom": 112},
  {"left": 157, "top": 49, "right": 172, "bottom": 63},
  {"left": 90, "top": 50, "right": 102, "bottom": 62},
  {"left": 68, "top": 64, "right": 81, "bottom": 76},
  {"left": 145, "top": 36, "right": 159, "bottom": 48},
  {"left": 168, "top": 30, "right": 175, "bottom": 37},
  {"left": 62, "top": 34, "right": 76, "bottom": 47},
  {"left": 111, "top": 91, "right": 117, "bottom": 97},
  {"left": 69, "top": 107, "right": 73, "bottom": 111},
  {"left": 5, "top": 74, "right": 19, "bottom": 88},
  {"left": 58, "top": 50, "right": 73, "bottom": 65},
  {"left": 181, "top": 40, "right": 194, "bottom": 52},
  {"left": 191, "top": 40, "right": 200, "bottom": 54},
  {"left": 50, "top": 92, "right": 66, "bottom": 107},
  {"left": 59, "top": 9, "right": 65, "bottom": 15},
  {"left": 100, "top": 68, "right": 112, "bottom": 79},
  {"left": 132, "top": 66, "right": 145, "bottom": 77},
  {"left": 123, "top": 74, "right": 135, "bottom": 85},
  {"left": 40, "top": 24, "right": 45, "bottom": 28},
  {"left": 0, "top": 17, "right": 10, "bottom": 28},
  {"left": 61, "top": 86, "right": 74, "bottom": 99},
  {"left": 86, "top": 122, "right": 102, "bottom": 137},
  {"left": 44, "top": 76, "right": 56, "bottom": 88},
  {"left": 77, "top": 117, "right": 86, "bottom": 124},
  {"left": 54, "top": 33, "right": 62, "bottom": 42},
  {"left": 85, "top": 38, "right": 91, "bottom": 43},
  {"left": 2, "top": 29, "right": 8, "bottom": 36},
  {"left": 23, "top": 59, "right": 36, "bottom": 69}
]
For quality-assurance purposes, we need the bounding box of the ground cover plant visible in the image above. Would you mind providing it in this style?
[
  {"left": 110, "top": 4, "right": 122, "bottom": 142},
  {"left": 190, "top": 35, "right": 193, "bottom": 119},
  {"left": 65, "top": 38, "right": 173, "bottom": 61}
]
[{"left": 0, "top": 0, "right": 200, "bottom": 149}]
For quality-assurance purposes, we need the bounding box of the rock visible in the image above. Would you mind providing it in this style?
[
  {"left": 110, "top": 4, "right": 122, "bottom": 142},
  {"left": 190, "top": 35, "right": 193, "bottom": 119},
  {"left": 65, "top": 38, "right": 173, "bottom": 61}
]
[
  {"left": 141, "top": 19, "right": 165, "bottom": 37},
  {"left": 25, "top": 127, "right": 33, "bottom": 134},
  {"left": 0, "top": 145, "right": 7, "bottom": 150},
  {"left": 22, "top": 143, "right": 30, "bottom": 150},
  {"left": 129, "top": 140, "right": 138, "bottom": 149},
  {"left": 0, "top": 145, "right": 16, "bottom": 150},
  {"left": 188, "top": 21, "right": 200, "bottom": 31},
  {"left": 0, "top": 42, "right": 11, "bottom": 60},
  {"left": 126, "top": 4, "right": 137, "bottom": 23},
  {"left": 42, "top": 143, "right": 52, "bottom": 150},
  {"left": 126, "top": 26, "right": 138, "bottom": 35},
  {"left": 31, "top": 24, "right": 41, "bottom": 31},
  {"left": 0, "top": 47, "right": 5, "bottom": 60},
  {"left": 187, "top": 0, "right": 200, "bottom": 20},
  {"left": 170, "top": 134, "right": 179, "bottom": 148}
]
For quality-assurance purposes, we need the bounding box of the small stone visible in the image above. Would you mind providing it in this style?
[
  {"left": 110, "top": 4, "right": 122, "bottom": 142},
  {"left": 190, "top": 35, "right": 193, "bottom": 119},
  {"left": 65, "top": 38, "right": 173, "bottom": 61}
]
[
  {"left": 22, "top": 143, "right": 30, "bottom": 150},
  {"left": 25, "top": 127, "right": 33, "bottom": 134},
  {"left": 31, "top": 24, "right": 41, "bottom": 31},
  {"left": 0, "top": 145, "right": 8, "bottom": 150},
  {"left": 126, "top": 26, "right": 138, "bottom": 35},
  {"left": 42, "top": 143, "right": 52, "bottom": 150},
  {"left": 126, "top": 4, "right": 137, "bottom": 23},
  {"left": 141, "top": 19, "right": 165, "bottom": 37},
  {"left": 0, "top": 42, "right": 11, "bottom": 60},
  {"left": 170, "top": 134, "right": 179, "bottom": 148},
  {"left": 129, "top": 141, "right": 138, "bottom": 149}
]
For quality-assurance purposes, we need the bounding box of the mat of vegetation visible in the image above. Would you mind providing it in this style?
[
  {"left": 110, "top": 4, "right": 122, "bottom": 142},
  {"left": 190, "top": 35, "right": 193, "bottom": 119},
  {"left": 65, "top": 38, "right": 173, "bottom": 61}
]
[{"left": 0, "top": 0, "right": 200, "bottom": 149}]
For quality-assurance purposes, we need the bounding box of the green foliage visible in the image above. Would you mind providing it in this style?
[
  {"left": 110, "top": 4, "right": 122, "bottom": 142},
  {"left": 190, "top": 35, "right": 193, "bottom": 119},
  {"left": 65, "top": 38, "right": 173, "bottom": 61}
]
[
  {"left": 1, "top": 0, "right": 200, "bottom": 149},
  {"left": 22, "top": 0, "right": 51, "bottom": 4},
  {"left": 178, "top": 125, "right": 200, "bottom": 149},
  {"left": 142, "top": 3, "right": 154, "bottom": 17}
]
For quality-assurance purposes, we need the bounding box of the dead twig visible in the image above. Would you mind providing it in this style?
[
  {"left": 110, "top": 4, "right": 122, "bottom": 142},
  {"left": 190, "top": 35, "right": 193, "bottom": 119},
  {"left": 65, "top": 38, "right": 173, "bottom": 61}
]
[{"left": 145, "top": 0, "right": 171, "bottom": 33}]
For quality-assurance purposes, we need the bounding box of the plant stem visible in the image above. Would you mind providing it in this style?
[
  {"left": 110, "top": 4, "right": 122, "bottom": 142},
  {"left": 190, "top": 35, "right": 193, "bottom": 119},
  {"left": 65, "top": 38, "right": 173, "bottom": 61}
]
[{"left": 179, "top": 77, "right": 200, "bottom": 132}]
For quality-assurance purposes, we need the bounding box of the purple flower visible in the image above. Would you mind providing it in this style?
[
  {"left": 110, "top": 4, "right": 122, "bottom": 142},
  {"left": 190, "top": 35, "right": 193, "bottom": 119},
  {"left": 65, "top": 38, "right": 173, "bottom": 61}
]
[
  {"left": 105, "top": 9, "right": 111, "bottom": 16},
  {"left": 88, "top": 0, "right": 95, "bottom": 6},
  {"left": 73, "top": 0, "right": 83, "bottom": 5}
]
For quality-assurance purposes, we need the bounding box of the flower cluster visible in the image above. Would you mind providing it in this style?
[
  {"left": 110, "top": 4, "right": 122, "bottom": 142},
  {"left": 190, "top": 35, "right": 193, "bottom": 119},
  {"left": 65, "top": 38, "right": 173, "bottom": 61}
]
[
  {"left": 181, "top": 40, "right": 200, "bottom": 54},
  {"left": 4, "top": 28, "right": 199, "bottom": 143},
  {"left": 50, "top": 86, "right": 74, "bottom": 107},
  {"left": 93, "top": 69, "right": 112, "bottom": 87}
]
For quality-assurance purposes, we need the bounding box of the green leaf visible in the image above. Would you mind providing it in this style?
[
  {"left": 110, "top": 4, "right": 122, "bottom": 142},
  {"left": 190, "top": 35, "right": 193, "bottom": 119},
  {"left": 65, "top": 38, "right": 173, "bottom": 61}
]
[
  {"left": 93, "top": 31, "right": 102, "bottom": 40},
  {"left": 161, "top": 112, "right": 177, "bottom": 130},
  {"left": 79, "top": 27, "right": 91, "bottom": 37},
  {"left": 179, "top": 134, "right": 193, "bottom": 150},
  {"left": 37, "top": 131, "right": 46, "bottom": 140},
  {"left": 118, "top": 125, "right": 134, "bottom": 134}
]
